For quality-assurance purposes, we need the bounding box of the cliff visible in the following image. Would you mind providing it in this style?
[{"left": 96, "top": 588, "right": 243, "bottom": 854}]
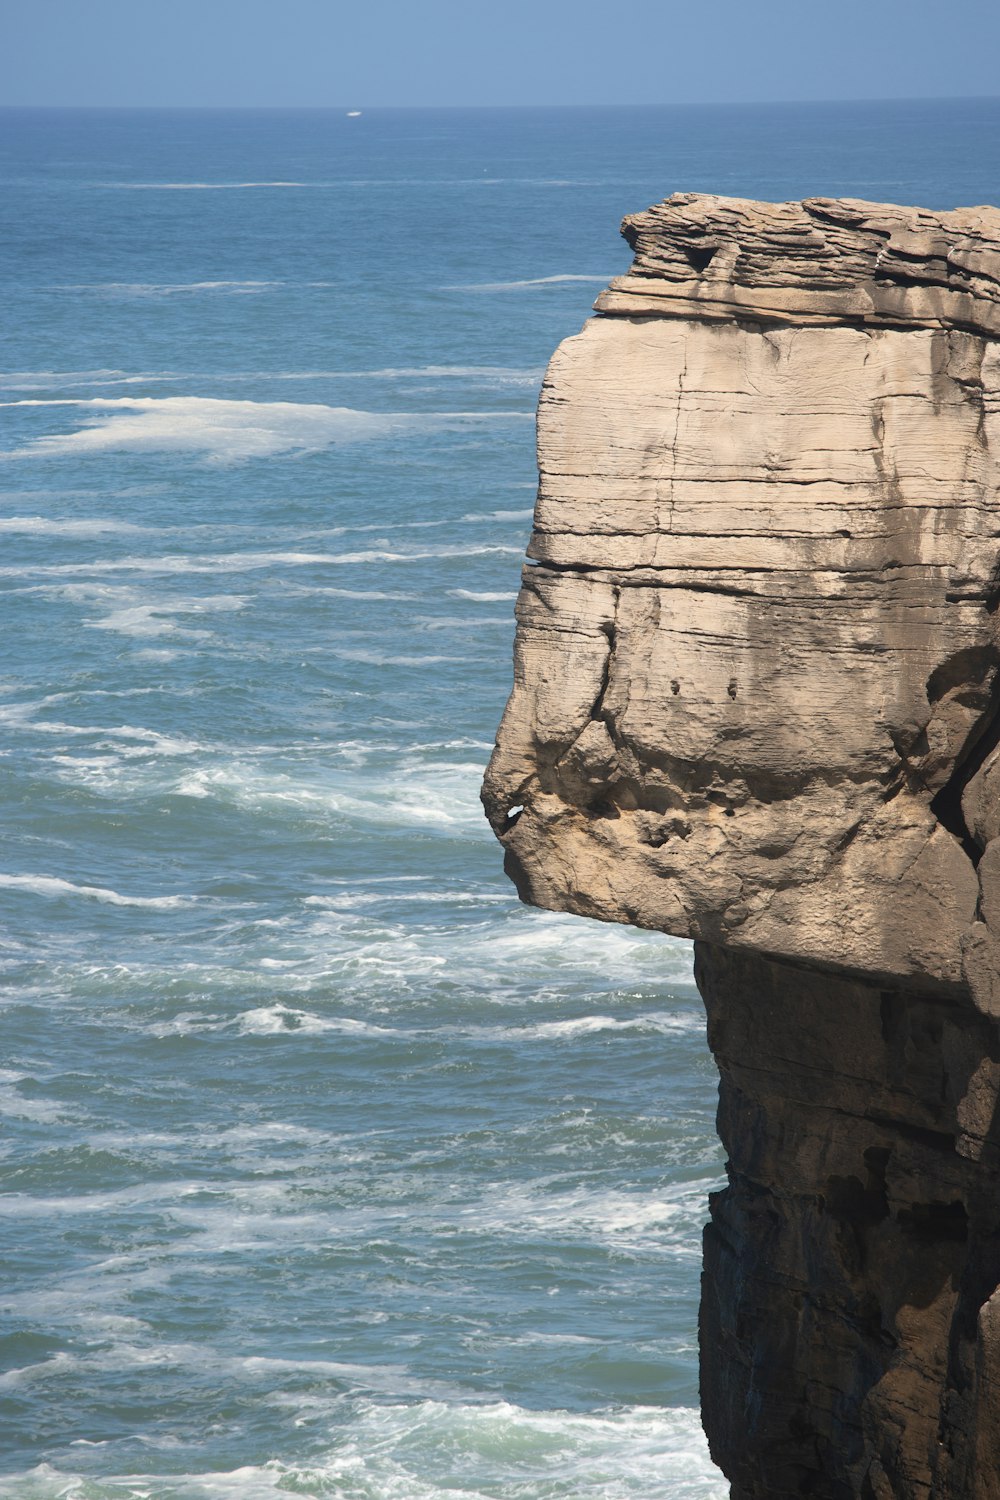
[{"left": 482, "top": 194, "right": 1000, "bottom": 1498}]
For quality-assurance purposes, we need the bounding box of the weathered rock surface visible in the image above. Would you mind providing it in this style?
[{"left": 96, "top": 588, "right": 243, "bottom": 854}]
[{"left": 482, "top": 194, "right": 1000, "bottom": 1497}]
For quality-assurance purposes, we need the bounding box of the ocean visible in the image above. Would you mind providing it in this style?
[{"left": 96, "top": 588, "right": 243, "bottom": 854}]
[{"left": 2, "top": 100, "right": 999, "bottom": 1499}]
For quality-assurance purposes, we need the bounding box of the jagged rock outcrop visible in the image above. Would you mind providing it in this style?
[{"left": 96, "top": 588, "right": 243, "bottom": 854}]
[{"left": 482, "top": 194, "right": 1000, "bottom": 1498}]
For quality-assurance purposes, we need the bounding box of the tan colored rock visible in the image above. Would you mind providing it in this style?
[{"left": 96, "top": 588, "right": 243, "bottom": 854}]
[
  {"left": 483, "top": 194, "right": 1000, "bottom": 1498},
  {"left": 484, "top": 200, "right": 1000, "bottom": 989},
  {"left": 599, "top": 193, "right": 1000, "bottom": 337}
]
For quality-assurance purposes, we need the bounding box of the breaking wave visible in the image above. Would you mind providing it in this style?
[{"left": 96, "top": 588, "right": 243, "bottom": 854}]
[
  {"left": 1, "top": 396, "right": 532, "bottom": 463},
  {"left": 0, "top": 873, "right": 196, "bottom": 909}
]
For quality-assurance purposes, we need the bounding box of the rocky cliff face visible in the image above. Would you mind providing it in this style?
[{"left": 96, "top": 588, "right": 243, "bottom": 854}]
[{"left": 482, "top": 194, "right": 1000, "bottom": 1498}]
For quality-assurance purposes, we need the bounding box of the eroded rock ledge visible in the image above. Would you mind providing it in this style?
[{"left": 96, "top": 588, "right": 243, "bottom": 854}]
[{"left": 482, "top": 194, "right": 1000, "bottom": 1499}]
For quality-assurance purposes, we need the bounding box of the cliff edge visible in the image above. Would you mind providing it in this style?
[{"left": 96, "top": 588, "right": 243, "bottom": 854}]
[{"left": 482, "top": 194, "right": 1000, "bottom": 1498}]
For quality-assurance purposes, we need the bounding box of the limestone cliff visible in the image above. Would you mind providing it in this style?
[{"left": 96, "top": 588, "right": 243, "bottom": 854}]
[{"left": 482, "top": 194, "right": 1000, "bottom": 1498}]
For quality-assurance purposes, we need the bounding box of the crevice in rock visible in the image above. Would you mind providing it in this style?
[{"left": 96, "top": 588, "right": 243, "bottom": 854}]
[
  {"left": 591, "top": 588, "right": 621, "bottom": 726},
  {"left": 872, "top": 266, "right": 953, "bottom": 292},
  {"left": 929, "top": 686, "right": 1000, "bottom": 865},
  {"left": 984, "top": 554, "right": 1000, "bottom": 614},
  {"left": 863, "top": 1114, "right": 958, "bottom": 1155}
]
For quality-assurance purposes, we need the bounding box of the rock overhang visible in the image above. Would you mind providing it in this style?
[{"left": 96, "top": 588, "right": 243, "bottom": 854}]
[{"left": 482, "top": 193, "right": 1000, "bottom": 999}]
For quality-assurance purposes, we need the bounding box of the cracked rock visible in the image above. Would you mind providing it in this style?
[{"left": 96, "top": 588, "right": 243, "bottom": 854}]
[{"left": 482, "top": 193, "right": 1000, "bottom": 1499}]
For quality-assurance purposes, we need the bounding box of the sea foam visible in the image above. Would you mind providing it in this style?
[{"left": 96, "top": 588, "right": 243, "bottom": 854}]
[
  {"left": 0, "top": 1401, "right": 726, "bottom": 1499},
  {"left": 0, "top": 364, "right": 542, "bottom": 389},
  {"left": 1, "top": 396, "right": 532, "bottom": 464},
  {"left": 0, "top": 543, "right": 523, "bottom": 581},
  {"left": 0, "top": 874, "right": 196, "bottom": 909},
  {"left": 0, "top": 516, "right": 153, "bottom": 537},
  {"left": 448, "top": 273, "right": 613, "bottom": 291}
]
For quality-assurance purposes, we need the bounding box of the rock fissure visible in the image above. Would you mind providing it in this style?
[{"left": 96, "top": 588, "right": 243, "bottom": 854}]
[
  {"left": 483, "top": 192, "right": 1000, "bottom": 1497},
  {"left": 931, "top": 694, "right": 1000, "bottom": 868},
  {"left": 591, "top": 595, "right": 621, "bottom": 724}
]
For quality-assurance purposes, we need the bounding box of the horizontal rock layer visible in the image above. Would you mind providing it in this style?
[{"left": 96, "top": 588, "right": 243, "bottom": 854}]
[
  {"left": 483, "top": 194, "right": 1000, "bottom": 1497},
  {"left": 483, "top": 202, "right": 1000, "bottom": 993},
  {"left": 600, "top": 194, "right": 1000, "bottom": 338}
]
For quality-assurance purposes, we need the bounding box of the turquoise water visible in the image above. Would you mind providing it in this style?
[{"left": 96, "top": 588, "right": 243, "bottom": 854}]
[{"left": 2, "top": 101, "right": 999, "bottom": 1498}]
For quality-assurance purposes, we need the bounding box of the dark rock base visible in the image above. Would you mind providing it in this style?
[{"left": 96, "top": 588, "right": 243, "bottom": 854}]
[{"left": 695, "top": 943, "right": 1000, "bottom": 1499}]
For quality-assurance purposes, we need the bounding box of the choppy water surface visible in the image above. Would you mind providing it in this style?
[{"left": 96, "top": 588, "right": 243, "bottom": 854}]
[{"left": 3, "top": 101, "right": 1000, "bottom": 1498}]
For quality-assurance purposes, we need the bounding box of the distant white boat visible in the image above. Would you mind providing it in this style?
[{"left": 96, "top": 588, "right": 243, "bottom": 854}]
[{"left": 346, "top": 111, "right": 362, "bottom": 118}]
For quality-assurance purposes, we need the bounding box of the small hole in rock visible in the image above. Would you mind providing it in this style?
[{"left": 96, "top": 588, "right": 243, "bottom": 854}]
[
  {"left": 500, "top": 805, "right": 524, "bottom": 834},
  {"left": 728, "top": 678, "right": 738, "bottom": 699},
  {"left": 682, "top": 243, "right": 717, "bottom": 273},
  {"left": 671, "top": 679, "right": 681, "bottom": 695}
]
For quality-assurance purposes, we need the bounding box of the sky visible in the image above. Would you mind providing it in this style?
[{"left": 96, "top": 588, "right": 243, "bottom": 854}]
[{"left": 4, "top": 0, "right": 1000, "bottom": 108}]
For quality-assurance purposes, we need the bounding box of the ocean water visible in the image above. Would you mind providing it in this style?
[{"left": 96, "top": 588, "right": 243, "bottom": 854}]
[{"left": 2, "top": 101, "right": 999, "bottom": 1499}]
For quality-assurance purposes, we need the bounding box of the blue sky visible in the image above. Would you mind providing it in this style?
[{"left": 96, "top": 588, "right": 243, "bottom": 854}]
[{"left": 5, "top": 0, "right": 1000, "bottom": 107}]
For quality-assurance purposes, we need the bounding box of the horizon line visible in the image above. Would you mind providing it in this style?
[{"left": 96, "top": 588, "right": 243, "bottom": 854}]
[{"left": 2, "top": 94, "right": 1000, "bottom": 112}]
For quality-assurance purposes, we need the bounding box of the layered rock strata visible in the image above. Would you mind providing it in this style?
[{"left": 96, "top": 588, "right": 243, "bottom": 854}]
[{"left": 482, "top": 194, "right": 1000, "bottom": 1498}]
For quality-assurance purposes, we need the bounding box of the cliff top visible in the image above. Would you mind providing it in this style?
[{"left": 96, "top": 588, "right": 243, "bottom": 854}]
[{"left": 598, "top": 192, "right": 1000, "bottom": 336}]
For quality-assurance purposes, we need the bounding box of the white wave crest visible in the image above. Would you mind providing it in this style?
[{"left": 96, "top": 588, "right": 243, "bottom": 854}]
[
  {"left": 447, "top": 589, "right": 518, "bottom": 601},
  {"left": 166, "top": 1006, "right": 695, "bottom": 1045},
  {"left": 0, "top": 1401, "right": 725, "bottom": 1498},
  {"left": 0, "top": 1079, "right": 68, "bottom": 1123},
  {"left": 101, "top": 180, "right": 312, "bottom": 189},
  {"left": 0, "top": 397, "right": 532, "bottom": 464},
  {"left": 288, "top": 586, "right": 421, "bottom": 601},
  {"left": 460, "top": 508, "right": 534, "bottom": 522},
  {"left": 234, "top": 1005, "right": 397, "bottom": 1037},
  {"left": 0, "top": 515, "right": 152, "bottom": 537},
  {"left": 16, "top": 583, "right": 249, "bottom": 641},
  {"left": 468, "top": 1178, "right": 716, "bottom": 1252},
  {"left": 172, "top": 758, "right": 488, "bottom": 835},
  {"left": 500, "top": 1013, "right": 703, "bottom": 1041},
  {"left": 264, "top": 898, "right": 695, "bottom": 1000},
  {"left": 0, "top": 369, "right": 129, "bottom": 390},
  {"left": 54, "top": 281, "right": 284, "bottom": 297},
  {"left": 93, "top": 588, "right": 248, "bottom": 640},
  {"left": 330, "top": 647, "right": 466, "bottom": 667},
  {"left": 0, "top": 543, "right": 523, "bottom": 580},
  {"left": 0, "top": 873, "right": 196, "bottom": 909},
  {"left": 0, "top": 365, "right": 542, "bottom": 390},
  {"left": 301, "top": 364, "right": 542, "bottom": 383},
  {"left": 447, "top": 274, "right": 612, "bottom": 291}
]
